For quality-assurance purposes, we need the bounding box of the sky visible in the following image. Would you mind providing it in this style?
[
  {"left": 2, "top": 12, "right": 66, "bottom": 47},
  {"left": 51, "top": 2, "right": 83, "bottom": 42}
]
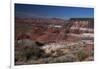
[{"left": 15, "top": 3, "right": 94, "bottom": 20}]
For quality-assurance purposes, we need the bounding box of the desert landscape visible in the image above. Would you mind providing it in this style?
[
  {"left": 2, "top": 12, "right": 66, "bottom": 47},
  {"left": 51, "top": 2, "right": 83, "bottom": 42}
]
[{"left": 15, "top": 4, "right": 94, "bottom": 65}]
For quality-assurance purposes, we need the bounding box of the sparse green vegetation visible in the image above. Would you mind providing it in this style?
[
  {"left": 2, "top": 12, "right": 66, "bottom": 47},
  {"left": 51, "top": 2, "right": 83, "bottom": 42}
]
[
  {"left": 15, "top": 45, "right": 45, "bottom": 64},
  {"left": 76, "top": 50, "right": 89, "bottom": 61}
]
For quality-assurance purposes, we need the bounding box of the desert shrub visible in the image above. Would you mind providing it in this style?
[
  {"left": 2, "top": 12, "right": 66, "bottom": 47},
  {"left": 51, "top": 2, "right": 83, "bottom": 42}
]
[
  {"left": 76, "top": 50, "right": 89, "bottom": 61},
  {"left": 51, "top": 54, "right": 77, "bottom": 63},
  {"left": 35, "top": 41, "right": 45, "bottom": 46},
  {"left": 91, "top": 51, "right": 94, "bottom": 57},
  {"left": 15, "top": 44, "right": 45, "bottom": 63},
  {"left": 22, "top": 46, "right": 45, "bottom": 61},
  {"left": 23, "top": 47, "right": 35, "bottom": 60},
  {"left": 15, "top": 51, "right": 26, "bottom": 62},
  {"left": 41, "top": 57, "right": 53, "bottom": 63},
  {"left": 41, "top": 54, "right": 77, "bottom": 63}
]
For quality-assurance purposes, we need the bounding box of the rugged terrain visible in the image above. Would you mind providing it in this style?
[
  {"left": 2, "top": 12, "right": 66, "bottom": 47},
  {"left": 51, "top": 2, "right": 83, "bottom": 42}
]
[{"left": 15, "top": 17, "right": 94, "bottom": 65}]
